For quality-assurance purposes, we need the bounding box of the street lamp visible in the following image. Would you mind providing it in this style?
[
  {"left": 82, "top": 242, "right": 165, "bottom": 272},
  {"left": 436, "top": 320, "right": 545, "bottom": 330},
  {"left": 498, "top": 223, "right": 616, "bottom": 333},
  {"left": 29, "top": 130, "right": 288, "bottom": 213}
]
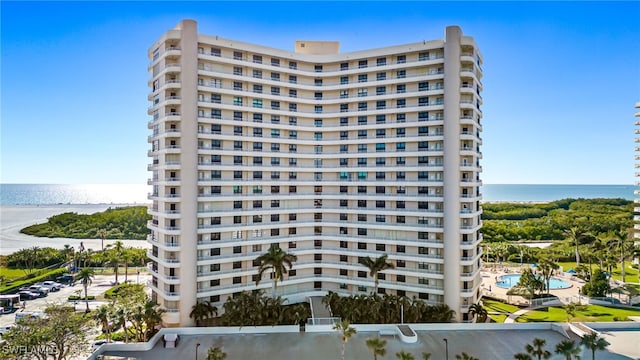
[
  {"left": 195, "top": 343, "right": 201, "bottom": 360},
  {"left": 443, "top": 338, "right": 449, "bottom": 360}
]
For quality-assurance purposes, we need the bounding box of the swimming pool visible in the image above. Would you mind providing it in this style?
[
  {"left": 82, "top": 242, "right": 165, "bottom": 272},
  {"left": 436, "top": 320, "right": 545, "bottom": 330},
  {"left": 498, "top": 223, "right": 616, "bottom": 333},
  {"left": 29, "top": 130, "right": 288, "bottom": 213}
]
[{"left": 496, "top": 274, "right": 571, "bottom": 289}]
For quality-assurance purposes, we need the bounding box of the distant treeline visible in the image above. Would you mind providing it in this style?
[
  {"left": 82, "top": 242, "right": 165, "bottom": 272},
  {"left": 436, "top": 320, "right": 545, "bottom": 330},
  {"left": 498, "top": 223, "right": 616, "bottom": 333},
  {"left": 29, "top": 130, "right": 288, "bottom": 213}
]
[
  {"left": 20, "top": 206, "right": 151, "bottom": 240},
  {"left": 481, "top": 198, "right": 633, "bottom": 242}
]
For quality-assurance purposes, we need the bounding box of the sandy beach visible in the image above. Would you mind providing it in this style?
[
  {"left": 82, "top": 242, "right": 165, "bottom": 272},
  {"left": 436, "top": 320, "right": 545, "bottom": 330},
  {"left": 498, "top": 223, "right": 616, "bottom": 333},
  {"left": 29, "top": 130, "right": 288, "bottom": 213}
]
[{"left": 0, "top": 204, "right": 151, "bottom": 255}]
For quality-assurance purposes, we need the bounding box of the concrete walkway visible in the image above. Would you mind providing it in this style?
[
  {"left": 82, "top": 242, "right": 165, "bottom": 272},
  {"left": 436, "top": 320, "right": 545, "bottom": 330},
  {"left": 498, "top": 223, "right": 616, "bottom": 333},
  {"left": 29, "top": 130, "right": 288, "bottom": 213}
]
[
  {"left": 308, "top": 296, "right": 332, "bottom": 323},
  {"left": 504, "top": 308, "right": 530, "bottom": 323}
]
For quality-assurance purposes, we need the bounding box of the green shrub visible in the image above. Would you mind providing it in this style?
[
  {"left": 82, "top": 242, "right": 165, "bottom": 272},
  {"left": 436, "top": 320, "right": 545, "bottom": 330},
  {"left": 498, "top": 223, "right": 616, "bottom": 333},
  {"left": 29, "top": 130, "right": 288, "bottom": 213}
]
[
  {"left": 68, "top": 295, "right": 95, "bottom": 301},
  {"left": 104, "top": 283, "right": 144, "bottom": 299}
]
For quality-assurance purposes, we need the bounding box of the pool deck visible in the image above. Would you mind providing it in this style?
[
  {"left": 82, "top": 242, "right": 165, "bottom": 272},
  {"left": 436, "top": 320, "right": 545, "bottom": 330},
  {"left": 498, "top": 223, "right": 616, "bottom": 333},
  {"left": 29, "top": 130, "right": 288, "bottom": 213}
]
[{"left": 481, "top": 265, "right": 585, "bottom": 307}]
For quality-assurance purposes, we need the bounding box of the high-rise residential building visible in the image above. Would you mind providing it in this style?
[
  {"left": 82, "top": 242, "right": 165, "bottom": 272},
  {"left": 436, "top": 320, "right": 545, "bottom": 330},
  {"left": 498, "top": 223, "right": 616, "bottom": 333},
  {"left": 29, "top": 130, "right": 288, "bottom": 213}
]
[{"left": 147, "top": 19, "right": 483, "bottom": 326}]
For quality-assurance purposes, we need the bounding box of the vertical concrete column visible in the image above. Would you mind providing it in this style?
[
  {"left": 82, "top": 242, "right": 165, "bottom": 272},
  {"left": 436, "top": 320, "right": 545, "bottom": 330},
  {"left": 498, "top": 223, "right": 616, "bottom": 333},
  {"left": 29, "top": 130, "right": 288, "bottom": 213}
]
[
  {"left": 442, "top": 25, "right": 462, "bottom": 321},
  {"left": 177, "top": 19, "right": 198, "bottom": 326}
]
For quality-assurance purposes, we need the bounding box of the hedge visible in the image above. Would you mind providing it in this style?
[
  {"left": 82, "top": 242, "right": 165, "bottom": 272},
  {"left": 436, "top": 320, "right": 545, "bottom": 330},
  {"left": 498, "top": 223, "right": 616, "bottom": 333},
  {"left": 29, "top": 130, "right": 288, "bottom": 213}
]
[
  {"left": 0, "top": 268, "right": 67, "bottom": 294},
  {"left": 104, "top": 283, "right": 144, "bottom": 299},
  {"left": 68, "top": 295, "right": 96, "bottom": 301}
]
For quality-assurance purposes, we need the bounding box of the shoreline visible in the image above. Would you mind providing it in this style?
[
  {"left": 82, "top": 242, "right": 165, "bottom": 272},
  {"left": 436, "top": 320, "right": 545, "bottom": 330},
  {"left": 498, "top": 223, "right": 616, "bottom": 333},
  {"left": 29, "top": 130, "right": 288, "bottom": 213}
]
[{"left": 0, "top": 204, "right": 151, "bottom": 255}]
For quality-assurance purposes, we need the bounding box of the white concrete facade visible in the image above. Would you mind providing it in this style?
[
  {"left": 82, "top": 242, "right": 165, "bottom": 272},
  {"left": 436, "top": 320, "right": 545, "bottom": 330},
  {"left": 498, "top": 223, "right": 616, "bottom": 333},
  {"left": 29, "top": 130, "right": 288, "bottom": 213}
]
[{"left": 147, "top": 19, "right": 484, "bottom": 326}]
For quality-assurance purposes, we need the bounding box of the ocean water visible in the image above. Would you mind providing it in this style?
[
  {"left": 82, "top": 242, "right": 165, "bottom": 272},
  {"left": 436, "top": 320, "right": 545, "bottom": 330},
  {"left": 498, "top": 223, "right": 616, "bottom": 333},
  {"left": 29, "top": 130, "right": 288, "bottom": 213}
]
[
  {"left": 481, "top": 184, "right": 634, "bottom": 202},
  {"left": 0, "top": 183, "right": 634, "bottom": 205},
  {"left": 0, "top": 184, "right": 150, "bottom": 205}
]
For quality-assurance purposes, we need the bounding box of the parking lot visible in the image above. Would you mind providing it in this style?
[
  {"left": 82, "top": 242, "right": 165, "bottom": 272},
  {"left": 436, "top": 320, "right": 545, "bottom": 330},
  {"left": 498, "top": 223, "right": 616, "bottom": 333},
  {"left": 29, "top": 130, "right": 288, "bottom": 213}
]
[{"left": 0, "top": 274, "right": 151, "bottom": 327}]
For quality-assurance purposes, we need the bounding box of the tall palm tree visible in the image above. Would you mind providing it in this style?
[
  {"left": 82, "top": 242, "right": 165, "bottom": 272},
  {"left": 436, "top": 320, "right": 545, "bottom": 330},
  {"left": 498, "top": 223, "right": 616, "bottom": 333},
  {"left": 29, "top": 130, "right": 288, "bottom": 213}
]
[
  {"left": 94, "top": 305, "right": 112, "bottom": 343},
  {"left": 564, "top": 227, "right": 588, "bottom": 267},
  {"left": 107, "top": 240, "right": 125, "bottom": 284},
  {"left": 395, "top": 351, "right": 415, "bottom": 360},
  {"left": 333, "top": 320, "right": 356, "bottom": 360},
  {"left": 538, "top": 257, "right": 560, "bottom": 295},
  {"left": 581, "top": 333, "right": 608, "bottom": 360},
  {"left": 525, "top": 338, "right": 551, "bottom": 360},
  {"left": 366, "top": 337, "right": 387, "bottom": 360},
  {"left": 190, "top": 301, "right": 218, "bottom": 326},
  {"left": 429, "top": 303, "right": 456, "bottom": 323},
  {"left": 469, "top": 302, "right": 488, "bottom": 322},
  {"left": 207, "top": 346, "right": 227, "bottom": 360},
  {"left": 97, "top": 229, "right": 107, "bottom": 252},
  {"left": 359, "top": 254, "right": 394, "bottom": 294},
  {"left": 142, "top": 300, "right": 166, "bottom": 341},
  {"left": 455, "top": 353, "right": 479, "bottom": 360},
  {"left": 61, "top": 244, "right": 75, "bottom": 262},
  {"left": 255, "top": 245, "right": 297, "bottom": 297},
  {"left": 609, "top": 229, "right": 632, "bottom": 283},
  {"left": 121, "top": 250, "right": 132, "bottom": 283},
  {"left": 76, "top": 267, "right": 95, "bottom": 312},
  {"left": 555, "top": 340, "right": 581, "bottom": 360}
]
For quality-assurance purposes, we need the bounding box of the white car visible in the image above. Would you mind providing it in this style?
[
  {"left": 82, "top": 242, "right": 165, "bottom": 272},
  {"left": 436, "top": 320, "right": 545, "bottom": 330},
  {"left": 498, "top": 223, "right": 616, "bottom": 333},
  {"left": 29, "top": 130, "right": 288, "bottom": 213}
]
[{"left": 42, "top": 281, "right": 62, "bottom": 291}]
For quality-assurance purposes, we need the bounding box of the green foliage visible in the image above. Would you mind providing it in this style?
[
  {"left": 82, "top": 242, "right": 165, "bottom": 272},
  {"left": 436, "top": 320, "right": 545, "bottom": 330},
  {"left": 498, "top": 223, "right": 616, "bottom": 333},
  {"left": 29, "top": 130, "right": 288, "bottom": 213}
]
[
  {"left": 68, "top": 295, "right": 95, "bottom": 300},
  {"left": 104, "top": 283, "right": 145, "bottom": 299},
  {"left": 582, "top": 270, "right": 611, "bottom": 297},
  {"left": 324, "top": 292, "right": 455, "bottom": 324},
  {"left": 1, "top": 304, "right": 91, "bottom": 360},
  {"left": 20, "top": 206, "right": 151, "bottom": 240},
  {"left": 481, "top": 198, "right": 632, "bottom": 243},
  {"left": 0, "top": 268, "right": 67, "bottom": 293},
  {"left": 219, "top": 290, "right": 310, "bottom": 326},
  {"left": 5, "top": 247, "right": 67, "bottom": 269}
]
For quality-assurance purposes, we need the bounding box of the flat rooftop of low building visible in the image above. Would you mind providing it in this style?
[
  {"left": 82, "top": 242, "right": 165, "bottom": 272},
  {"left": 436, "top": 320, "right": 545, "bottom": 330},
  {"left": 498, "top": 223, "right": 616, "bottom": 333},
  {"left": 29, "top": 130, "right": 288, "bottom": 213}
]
[{"left": 99, "top": 324, "right": 634, "bottom": 360}]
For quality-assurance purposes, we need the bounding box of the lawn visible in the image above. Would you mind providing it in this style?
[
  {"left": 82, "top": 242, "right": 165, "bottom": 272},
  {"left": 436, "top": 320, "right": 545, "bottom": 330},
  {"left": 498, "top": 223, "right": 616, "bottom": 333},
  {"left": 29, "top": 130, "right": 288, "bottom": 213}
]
[
  {"left": 556, "top": 262, "right": 639, "bottom": 284},
  {"left": 483, "top": 298, "right": 521, "bottom": 323},
  {"left": 516, "top": 304, "right": 640, "bottom": 323},
  {"left": 0, "top": 267, "right": 37, "bottom": 281}
]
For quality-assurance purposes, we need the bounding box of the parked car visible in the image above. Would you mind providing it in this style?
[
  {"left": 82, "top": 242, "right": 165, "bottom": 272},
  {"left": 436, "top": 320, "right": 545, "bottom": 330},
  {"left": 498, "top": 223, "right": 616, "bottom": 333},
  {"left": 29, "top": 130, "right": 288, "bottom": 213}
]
[
  {"left": 56, "top": 274, "right": 75, "bottom": 285},
  {"left": 15, "top": 312, "right": 45, "bottom": 323},
  {"left": 27, "top": 285, "right": 48, "bottom": 297},
  {"left": 17, "top": 291, "right": 39, "bottom": 301},
  {"left": 41, "top": 281, "right": 62, "bottom": 291},
  {"left": 0, "top": 325, "right": 15, "bottom": 338}
]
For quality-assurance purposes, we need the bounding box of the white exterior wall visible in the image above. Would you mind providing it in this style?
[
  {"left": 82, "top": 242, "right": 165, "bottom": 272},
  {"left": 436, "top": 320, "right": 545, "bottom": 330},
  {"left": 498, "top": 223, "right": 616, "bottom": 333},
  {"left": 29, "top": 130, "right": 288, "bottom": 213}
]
[{"left": 147, "top": 19, "right": 484, "bottom": 326}]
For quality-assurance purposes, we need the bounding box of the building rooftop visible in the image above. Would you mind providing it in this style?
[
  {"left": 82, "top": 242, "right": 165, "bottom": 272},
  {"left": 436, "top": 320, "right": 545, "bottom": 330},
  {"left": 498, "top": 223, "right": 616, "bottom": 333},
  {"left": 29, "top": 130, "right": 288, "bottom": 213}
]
[{"left": 95, "top": 323, "right": 637, "bottom": 360}]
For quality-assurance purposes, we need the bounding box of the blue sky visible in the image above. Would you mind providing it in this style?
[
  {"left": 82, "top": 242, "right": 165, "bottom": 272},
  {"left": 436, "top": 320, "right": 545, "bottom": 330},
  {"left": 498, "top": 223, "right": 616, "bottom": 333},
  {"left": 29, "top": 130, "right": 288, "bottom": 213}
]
[{"left": 1, "top": 1, "right": 639, "bottom": 185}]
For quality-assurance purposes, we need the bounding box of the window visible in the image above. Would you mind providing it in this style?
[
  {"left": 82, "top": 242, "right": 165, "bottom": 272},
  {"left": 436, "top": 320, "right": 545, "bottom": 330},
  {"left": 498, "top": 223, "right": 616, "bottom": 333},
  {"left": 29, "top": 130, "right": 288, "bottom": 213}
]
[
  {"left": 289, "top": 186, "right": 297, "bottom": 193},
  {"left": 358, "top": 88, "right": 367, "bottom": 97},
  {"left": 271, "top": 72, "right": 280, "bottom": 81},
  {"left": 289, "top": 61, "right": 297, "bottom": 69},
  {"left": 253, "top": 84, "right": 263, "bottom": 93},
  {"left": 358, "top": 200, "right": 367, "bottom": 208},
  {"left": 340, "top": 199, "right": 348, "bottom": 207},
  {"left": 315, "top": 105, "right": 323, "bottom": 113},
  {"left": 397, "top": 55, "right": 406, "bottom": 63},
  {"left": 271, "top": 200, "right": 280, "bottom": 208},
  {"left": 396, "top": 142, "right": 406, "bottom": 151},
  {"left": 376, "top": 158, "right": 385, "bottom": 166},
  {"left": 375, "top": 143, "right": 386, "bottom": 152},
  {"left": 314, "top": 64, "right": 323, "bottom": 72},
  {"left": 358, "top": 228, "right": 367, "bottom": 236},
  {"left": 271, "top": 58, "right": 280, "bottom": 67},
  {"left": 419, "top": 52, "right": 429, "bottom": 61},
  {"left": 253, "top": 69, "right": 262, "bottom": 79},
  {"left": 376, "top": 57, "right": 386, "bottom": 66},
  {"left": 289, "top": 213, "right": 297, "bottom": 221},
  {"left": 397, "top": 70, "right": 406, "bottom": 79},
  {"left": 397, "top": 99, "right": 406, "bottom": 108},
  {"left": 358, "top": 60, "right": 368, "bottom": 68},
  {"left": 289, "top": 75, "right": 297, "bottom": 84},
  {"left": 376, "top": 215, "right": 386, "bottom": 223},
  {"left": 315, "top": 78, "right": 323, "bottom": 86},
  {"left": 376, "top": 114, "right": 386, "bottom": 123},
  {"left": 341, "top": 62, "right": 349, "bottom": 70},
  {"left": 358, "top": 74, "right": 367, "bottom": 83},
  {"left": 271, "top": 143, "right": 280, "bottom": 152},
  {"left": 340, "top": 76, "right": 348, "bottom": 84},
  {"left": 289, "top": 103, "right": 297, "bottom": 112},
  {"left": 253, "top": 113, "right": 263, "bottom": 122},
  {"left": 397, "top": 84, "right": 406, "bottom": 93},
  {"left": 376, "top": 72, "right": 386, "bottom": 81},
  {"left": 376, "top": 100, "right": 386, "bottom": 109},
  {"left": 289, "top": 228, "right": 296, "bottom": 235},
  {"left": 376, "top": 200, "right": 386, "bottom": 208},
  {"left": 252, "top": 99, "right": 262, "bottom": 108},
  {"left": 396, "top": 200, "right": 405, "bottom": 209}
]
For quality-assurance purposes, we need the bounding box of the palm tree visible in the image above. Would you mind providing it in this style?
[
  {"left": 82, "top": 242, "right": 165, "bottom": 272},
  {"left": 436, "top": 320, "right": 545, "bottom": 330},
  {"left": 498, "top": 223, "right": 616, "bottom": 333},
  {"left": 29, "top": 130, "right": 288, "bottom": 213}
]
[
  {"left": 581, "top": 333, "right": 608, "bottom": 360},
  {"left": 514, "top": 354, "right": 533, "bottom": 360},
  {"left": 525, "top": 338, "right": 551, "bottom": 360},
  {"left": 115, "top": 307, "right": 130, "bottom": 343},
  {"left": 366, "top": 337, "right": 387, "bottom": 360},
  {"left": 555, "top": 340, "right": 581, "bottom": 360},
  {"left": 429, "top": 303, "right": 456, "bottom": 323},
  {"left": 76, "top": 267, "right": 95, "bottom": 312},
  {"left": 564, "top": 227, "right": 588, "bottom": 267},
  {"left": 107, "top": 240, "right": 125, "bottom": 284},
  {"left": 359, "top": 254, "right": 394, "bottom": 294},
  {"left": 255, "top": 245, "right": 297, "bottom": 297},
  {"left": 93, "top": 305, "right": 112, "bottom": 343},
  {"left": 121, "top": 250, "right": 132, "bottom": 283},
  {"left": 455, "top": 353, "right": 479, "bottom": 360},
  {"left": 333, "top": 320, "right": 356, "bottom": 360},
  {"left": 469, "top": 302, "right": 488, "bottom": 322},
  {"left": 141, "top": 300, "right": 166, "bottom": 341},
  {"left": 190, "top": 301, "right": 218, "bottom": 326},
  {"left": 97, "top": 229, "right": 107, "bottom": 252},
  {"left": 538, "top": 257, "right": 560, "bottom": 295},
  {"left": 207, "top": 346, "right": 227, "bottom": 360},
  {"left": 422, "top": 353, "right": 432, "bottom": 360},
  {"left": 62, "top": 244, "right": 75, "bottom": 262},
  {"left": 609, "top": 229, "right": 632, "bottom": 283},
  {"left": 396, "top": 351, "right": 415, "bottom": 360}
]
